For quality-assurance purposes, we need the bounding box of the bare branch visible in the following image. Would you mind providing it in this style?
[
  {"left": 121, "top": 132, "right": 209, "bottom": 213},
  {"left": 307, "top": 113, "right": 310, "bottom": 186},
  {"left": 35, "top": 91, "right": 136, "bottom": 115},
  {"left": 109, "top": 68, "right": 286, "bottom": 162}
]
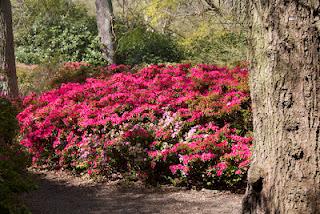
[{"left": 202, "top": 0, "right": 223, "bottom": 16}]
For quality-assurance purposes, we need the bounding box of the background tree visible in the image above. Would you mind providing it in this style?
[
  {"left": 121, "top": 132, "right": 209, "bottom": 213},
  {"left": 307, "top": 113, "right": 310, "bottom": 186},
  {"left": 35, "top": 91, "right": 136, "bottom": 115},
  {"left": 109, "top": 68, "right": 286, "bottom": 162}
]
[
  {"left": 78, "top": 0, "right": 248, "bottom": 66},
  {"left": 242, "top": 1, "right": 319, "bottom": 213},
  {"left": 95, "top": 0, "right": 116, "bottom": 64},
  {"left": 0, "top": 0, "right": 18, "bottom": 97},
  {"left": 140, "top": 0, "right": 249, "bottom": 66}
]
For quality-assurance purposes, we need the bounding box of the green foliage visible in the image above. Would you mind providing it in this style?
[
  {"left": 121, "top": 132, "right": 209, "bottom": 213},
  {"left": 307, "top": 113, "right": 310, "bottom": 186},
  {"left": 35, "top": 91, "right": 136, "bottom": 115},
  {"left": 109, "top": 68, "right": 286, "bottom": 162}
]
[
  {"left": 14, "top": 0, "right": 105, "bottom": 65},
  {"left": 181, "top": 23, "right": 247, "bottom": 67},
  {"left": 144, "top": 0, "right": 183, "bottom": 26},
  {"left": 0, "top": 98, "right": 18, "bottom": 143},
  {"left": 0, "top": 98, "right": 34, "bottom": 214},
  {"left": 135, "top": 0, "right": 249, "bottom": 67},
  {"left": 13, "top": 0, "right": 184, "bottom": 66},
  {"left": 0, "top": 144, "right": 33, "bottom": 214},
  {"left": 13, "top": 0, "right": 247, "bottom": 69},
  {"left": 116, "top": 27, "right": 184, "bottom": 65}
]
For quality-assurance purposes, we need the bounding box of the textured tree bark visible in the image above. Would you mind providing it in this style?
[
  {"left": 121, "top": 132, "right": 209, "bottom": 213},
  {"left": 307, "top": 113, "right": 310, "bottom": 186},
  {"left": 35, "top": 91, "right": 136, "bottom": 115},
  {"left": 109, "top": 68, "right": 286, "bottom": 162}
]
[
  {"left": 0, "top": 0, "right": 18, "bottom": 98},
  {"left": 95, "top": 0, "right": 116, "bottom": 64},
  {"left": 242, "top": 1, "right": 320, "bottom": 213}
]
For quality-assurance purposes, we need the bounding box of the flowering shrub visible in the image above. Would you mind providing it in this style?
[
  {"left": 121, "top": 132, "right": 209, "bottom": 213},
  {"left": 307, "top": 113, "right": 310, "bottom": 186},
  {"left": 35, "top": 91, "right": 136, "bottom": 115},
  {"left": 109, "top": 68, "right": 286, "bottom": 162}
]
[{"left": 18, "top": 64, "right": 252, "bottom": 187}]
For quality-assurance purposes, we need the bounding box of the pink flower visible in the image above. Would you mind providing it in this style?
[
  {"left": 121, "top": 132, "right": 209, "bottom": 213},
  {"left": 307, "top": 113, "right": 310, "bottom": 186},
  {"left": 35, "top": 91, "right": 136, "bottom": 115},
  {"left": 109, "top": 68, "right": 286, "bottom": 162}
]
[
  {"left": 169, "top": 164, "right": 189, "bottom": 175},
  {"left": 235, "top": 170, "right": 242, "bottom": 175},
  {"left": 201, "top": 153, "right": 215, "bottom": 161},
  {"left": 147, "top": 151, "right": 159, "bottom": 158},
  {"left": 17, "top": 63, "right": 251, "bottom": 180},
  {"left": 215, "top": 162, "right": 228, "bottom": 177}
]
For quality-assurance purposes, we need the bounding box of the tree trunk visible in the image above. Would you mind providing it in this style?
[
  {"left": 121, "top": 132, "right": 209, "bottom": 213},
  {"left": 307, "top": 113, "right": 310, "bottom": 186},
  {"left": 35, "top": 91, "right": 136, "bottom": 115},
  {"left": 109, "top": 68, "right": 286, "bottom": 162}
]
[
  {"left": 95, "top": 0, "right": 116, "bottom": 64},
  {"left": 242, "top": 1, "right": 320, "bottom": 213},
  {"left": 0, "top": 0, "right": 18, "bottom": 98}
]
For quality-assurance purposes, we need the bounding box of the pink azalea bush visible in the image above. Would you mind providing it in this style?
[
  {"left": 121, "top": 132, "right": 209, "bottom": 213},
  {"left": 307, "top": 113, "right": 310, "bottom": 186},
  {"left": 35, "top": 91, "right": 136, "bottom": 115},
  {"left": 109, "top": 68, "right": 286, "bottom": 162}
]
[{"left": 18, "top": 64, "right": 252, "bottom": 187}]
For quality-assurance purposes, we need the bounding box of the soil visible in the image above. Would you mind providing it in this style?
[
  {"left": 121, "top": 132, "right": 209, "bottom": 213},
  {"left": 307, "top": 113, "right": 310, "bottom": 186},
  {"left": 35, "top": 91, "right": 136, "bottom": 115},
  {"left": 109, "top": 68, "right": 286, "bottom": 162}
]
[{"left": 21, "top": 170, "right": 243, "bottom": 214}]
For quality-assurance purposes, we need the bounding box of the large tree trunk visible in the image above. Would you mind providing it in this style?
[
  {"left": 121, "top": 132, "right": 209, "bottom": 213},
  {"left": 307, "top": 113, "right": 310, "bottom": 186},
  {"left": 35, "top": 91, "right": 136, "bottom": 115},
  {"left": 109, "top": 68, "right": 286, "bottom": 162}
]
[
  {"left": 0, "top": 0, "right": 18, "bottom": 98},
  {"left": 95, "top": 0, "right": 116, "bottom": 64},
  {"left": 242, "top": 1, "right": 320, "bottom": 213}
]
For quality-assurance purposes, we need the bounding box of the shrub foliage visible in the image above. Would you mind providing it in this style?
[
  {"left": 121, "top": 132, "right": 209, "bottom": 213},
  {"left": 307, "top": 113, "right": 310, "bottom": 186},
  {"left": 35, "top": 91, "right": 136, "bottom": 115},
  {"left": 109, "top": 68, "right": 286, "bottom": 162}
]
[
  {"left": 0, "top": 97, "right": 33, "bottom": 213},
  {"left": 116, "top": 27, "right": 184, "bottom": 65},
  {"left": 18, "top": 64, "right": 252, "bottom": 187},
  {"left": 13, "top": 0, "right": 184, "bottom": 66},
  {"left": 14, "top": 0, "right": 105, "bottom": 65}
]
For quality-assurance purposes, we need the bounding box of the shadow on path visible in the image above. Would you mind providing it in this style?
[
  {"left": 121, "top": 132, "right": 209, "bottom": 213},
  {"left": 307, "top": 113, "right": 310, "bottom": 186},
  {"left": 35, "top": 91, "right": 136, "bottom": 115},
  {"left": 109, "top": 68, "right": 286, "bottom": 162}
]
[{"left": 21, "top": 172, "right": 242, "bottom": 214}]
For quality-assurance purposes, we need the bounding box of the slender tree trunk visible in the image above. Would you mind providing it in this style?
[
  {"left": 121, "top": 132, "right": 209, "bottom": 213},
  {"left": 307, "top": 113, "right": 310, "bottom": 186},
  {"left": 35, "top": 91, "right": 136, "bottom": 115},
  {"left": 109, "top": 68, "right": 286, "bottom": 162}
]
[
  {"left": 0, "top": 0, "right": 18, "bottom": 98},
  {"left": 95, "top": 0, "right": 116, "bottom": 64},
  {"left": 242, "top": 1, "right": 320, "bottom": 213}
]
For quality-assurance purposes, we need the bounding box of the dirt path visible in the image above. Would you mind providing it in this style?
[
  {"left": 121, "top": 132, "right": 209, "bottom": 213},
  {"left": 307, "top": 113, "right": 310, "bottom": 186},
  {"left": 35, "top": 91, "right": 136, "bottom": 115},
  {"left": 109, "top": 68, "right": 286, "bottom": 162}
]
[{"left": 21, "top": 171, "right": 243, "bottom": 214}]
